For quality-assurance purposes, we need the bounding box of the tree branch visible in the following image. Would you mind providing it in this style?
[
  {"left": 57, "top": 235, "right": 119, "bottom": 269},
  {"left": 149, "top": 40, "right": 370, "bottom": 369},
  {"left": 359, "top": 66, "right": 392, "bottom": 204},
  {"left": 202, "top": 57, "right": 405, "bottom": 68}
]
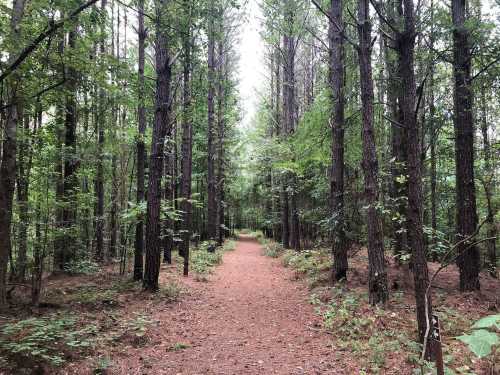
[
  {"left": 0, "top": 0, "right": 99, "bottom": 84},
  {"left": 309, "top": 0, "right": 359, "bottom": 50}
]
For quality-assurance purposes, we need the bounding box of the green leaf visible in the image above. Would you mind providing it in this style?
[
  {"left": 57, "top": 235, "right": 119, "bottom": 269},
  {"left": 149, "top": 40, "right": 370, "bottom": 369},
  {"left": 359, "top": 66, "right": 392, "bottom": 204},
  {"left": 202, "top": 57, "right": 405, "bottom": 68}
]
[
  {"left": 456, "top": 329, "right": 499, "bottom": 357},
  {"left": 471, "top": 314, "right": 500, "bottom": 330}
]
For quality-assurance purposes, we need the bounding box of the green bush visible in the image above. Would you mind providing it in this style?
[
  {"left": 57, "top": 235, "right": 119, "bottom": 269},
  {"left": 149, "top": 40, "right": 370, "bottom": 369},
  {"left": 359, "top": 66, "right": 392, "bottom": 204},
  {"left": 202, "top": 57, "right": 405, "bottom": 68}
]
[
  {"left": 263, "top": 242, "right": 283, "bottom": 258},
  {"left": 223, "top": 239, "right": 237, "bottom": 251},
  {"left": 191, "top": 247, "right": 223, "bottom": 279},
  {"left": 63, "top": 258, "right": 101, "bottom": 275}
]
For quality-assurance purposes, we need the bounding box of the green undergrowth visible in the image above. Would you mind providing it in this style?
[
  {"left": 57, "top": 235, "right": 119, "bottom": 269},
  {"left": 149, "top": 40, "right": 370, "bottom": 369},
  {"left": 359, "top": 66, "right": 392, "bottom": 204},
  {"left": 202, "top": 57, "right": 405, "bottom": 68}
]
[
  {"left": 0, "top": 310, "right": 158, "bottom": 372},
  {"left": 310, "top": 286, "right": 423, "bottom": 373},
  {"left": 267, "top": 238, "right": 487, "bottom": 374},
  {"left": 178, "top": 239, "right": 236, "bottom": 281},
  {"left": 261, "top": 239, "right": 284, "bottom": 258},
  {"left": 0, "top": 313, "right": 97, "bottom": 369},
  {"left": 0, "top": 272, "right": 182, "bottom": 372}
]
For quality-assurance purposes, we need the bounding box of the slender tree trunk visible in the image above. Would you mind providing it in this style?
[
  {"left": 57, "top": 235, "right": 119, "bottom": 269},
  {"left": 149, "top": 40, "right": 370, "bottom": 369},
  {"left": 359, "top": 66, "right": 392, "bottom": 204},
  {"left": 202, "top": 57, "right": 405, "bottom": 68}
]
[
  {"left": 0, "top": 0, "right": 26, "bottom": 306},
  {"left": 134, "top": 0, "right": 146, "bottom": 280},
  {"left": 452, "top": 0, "right": 480, "bottom": 291},
  {"left": 180, "top": 30, "right": 193, "bottom": 275},
  {"left": 428, "top": 4, "right": 438, "bottom": 252},
  {"left": 207, "top": 9, "right": 217, "bottom": 242},
  {"left": 329, "top": 0, "right": 348, "bottom": 281},
  {"left": 382, "top": 1, "right": 408, "bottom": 262},
  {"left": 480, "top": 86, "right": 496, "bottom": 277},
  {"left": 15, "top": 115, "right": 33, "bottom": 281},
  {"left": 109, "top": 2, "right": 118, "bottom": 261},
  {"left": 397, "top": 0, "right": 432, "bottom": 353},
  {"left": 95, "top": 0, "right": 107, "bottom": 262},
  {"left": 163, "top": 134, "right": 174, "bottom": 264},
  {"left": 216, "top": 38, "right": 226, "bottom": 246},
  {"left": 282, "top": 10, "right": 300, "bottom": 250},
  {"left": 143, "top": 2, "right": 171, "bottom": 291},
  {"left": 357, "top": 0, "right": 388, "bottom": 304}
]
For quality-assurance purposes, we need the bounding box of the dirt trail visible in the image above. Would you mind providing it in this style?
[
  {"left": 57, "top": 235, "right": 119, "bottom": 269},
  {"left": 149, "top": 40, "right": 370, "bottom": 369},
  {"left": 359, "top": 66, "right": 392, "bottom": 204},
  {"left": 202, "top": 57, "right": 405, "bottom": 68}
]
[{"left": 112, "top": 236, "right": 339, "bottom": 374}]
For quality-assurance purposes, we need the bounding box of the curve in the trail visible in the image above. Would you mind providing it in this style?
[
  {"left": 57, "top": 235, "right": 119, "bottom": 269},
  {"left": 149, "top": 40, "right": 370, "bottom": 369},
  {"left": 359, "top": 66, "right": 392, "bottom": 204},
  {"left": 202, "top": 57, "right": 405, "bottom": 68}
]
[{"left": 114, "top": 236, "right": 341, "bottom": 374}]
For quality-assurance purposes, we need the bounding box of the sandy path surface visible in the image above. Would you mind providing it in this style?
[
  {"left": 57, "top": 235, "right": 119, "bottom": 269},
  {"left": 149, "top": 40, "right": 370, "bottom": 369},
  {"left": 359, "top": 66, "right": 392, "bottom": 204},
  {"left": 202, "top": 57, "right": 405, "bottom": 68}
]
[{"left": 112, "top": 236, "right": 339, "bottom": 374}]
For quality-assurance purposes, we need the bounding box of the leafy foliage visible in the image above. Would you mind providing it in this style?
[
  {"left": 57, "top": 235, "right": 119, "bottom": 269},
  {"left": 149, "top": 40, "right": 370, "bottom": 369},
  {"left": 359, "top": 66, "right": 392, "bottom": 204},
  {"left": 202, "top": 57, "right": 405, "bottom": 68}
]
[{"left": 457, "top": 314, "right": 500, "bottom": 358}]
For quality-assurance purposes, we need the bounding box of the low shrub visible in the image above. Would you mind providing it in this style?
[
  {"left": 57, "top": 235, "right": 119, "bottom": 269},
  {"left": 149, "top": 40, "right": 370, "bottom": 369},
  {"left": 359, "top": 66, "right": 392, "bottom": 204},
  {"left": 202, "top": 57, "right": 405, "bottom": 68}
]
[
  {"left": 262, "top": 242, "right": 283, "bottom": 258},
  {"left": 63, "top": 258, "right": 101, "bottom": 275}
]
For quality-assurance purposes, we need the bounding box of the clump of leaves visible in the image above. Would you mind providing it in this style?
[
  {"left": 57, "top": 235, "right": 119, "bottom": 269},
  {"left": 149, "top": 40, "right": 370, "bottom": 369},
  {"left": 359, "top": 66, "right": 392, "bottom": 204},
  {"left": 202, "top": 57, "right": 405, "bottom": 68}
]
[
  {"left": 457, "top": 314, "right": 499, "bottom": 358},
  {"left": 0, "top": 314, "right": 97, "bottom": 368},
  {"left": 63, "top": 258, "right": 101, "bottom": 275},
  {"left": 168, "top": 342, "right": 190, "bottom": 351}
]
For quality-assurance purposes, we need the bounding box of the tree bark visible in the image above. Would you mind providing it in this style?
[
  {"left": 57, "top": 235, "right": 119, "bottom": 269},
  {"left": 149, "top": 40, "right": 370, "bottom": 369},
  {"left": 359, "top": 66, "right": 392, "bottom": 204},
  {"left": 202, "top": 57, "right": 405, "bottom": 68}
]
[
  {"left": 143, "top": 2, "right": 172, "bottom": 291},
  {"left": 396, "top": 0, "right": 432, "bottom": 353},
  {"left": 95, "top": 0, "right": 107, "bottom": 262},
  {"left": 0, "top": 0, "right": 26, "bottom": 307},
  {"left": 207, "top": 8, "right": 217, "bottom": 242},
  {"left": 452, "top": 0, "right": 480, "bottom": 291},
  {"left": 357, "top": 0, "right": 388, "bottom": 304},
  {"left": 480, "top": 85, "right": 497, "bottom": 278},
  {"left": 134, "top": 0, "right": 146, "bottom": 281},
  {"left": 15, "top": 114, "right": 33, "bottom": 281},
  {"left": 329, "top": 0, "right": 348, "bottom": 281},
  {"left": 216, "top": 38, "right": 226, "bottom": 246},
  {"left": 179, "top": 20, "right": 193, "bottom": 275}
]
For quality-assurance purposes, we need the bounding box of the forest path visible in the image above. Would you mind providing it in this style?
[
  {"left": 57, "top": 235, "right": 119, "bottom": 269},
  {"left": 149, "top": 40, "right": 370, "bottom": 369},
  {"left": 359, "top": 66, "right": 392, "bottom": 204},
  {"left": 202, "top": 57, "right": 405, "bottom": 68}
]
[{"left": 113, "top": 236, "right": 339, "bottom": 374}]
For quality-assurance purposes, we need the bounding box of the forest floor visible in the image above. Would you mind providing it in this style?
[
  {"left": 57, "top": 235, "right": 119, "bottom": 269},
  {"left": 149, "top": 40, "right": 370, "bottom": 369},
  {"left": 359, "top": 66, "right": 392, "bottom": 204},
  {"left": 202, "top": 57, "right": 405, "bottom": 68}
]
[
  {"left": 1, "top": 235, "right": 498, "bottom": 374},
  {"left": 71, "top": 235, "right": 342, "bottom": 374}
]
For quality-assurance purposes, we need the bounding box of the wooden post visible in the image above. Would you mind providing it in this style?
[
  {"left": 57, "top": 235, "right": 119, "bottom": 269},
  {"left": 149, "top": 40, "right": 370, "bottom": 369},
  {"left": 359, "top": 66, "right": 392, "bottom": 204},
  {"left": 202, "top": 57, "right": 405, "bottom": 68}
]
[{"left": 431, "top": 314, "right": 445, "bottom": 375}]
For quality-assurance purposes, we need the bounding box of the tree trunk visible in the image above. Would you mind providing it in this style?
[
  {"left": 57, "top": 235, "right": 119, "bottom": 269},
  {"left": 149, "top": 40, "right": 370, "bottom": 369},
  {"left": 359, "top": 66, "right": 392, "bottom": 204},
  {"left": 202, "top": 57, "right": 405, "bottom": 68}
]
[
  {"left": 452, "top": 0, "right": 480, "bottom": 291},
  {"left": 179, "top": 24, "right": 193, "bottom": 275},
  {"left": 163, "top": 136, "right": 174, "bottom": 264},
  {"left": 480, "top": 85, "right": 496, "bottom": 277},
  {"left": 134, "top": 0, "right": 146, "bottom": 281},
  {"left": 0, "top": 0, "right": 26, "bottom": 306},
  {"left": 143, "top": 2, "right": 172, "bottom": 291},
  {"left": 397, "top": 0, "right": 432, "bottom": 353},
  {"left": 357, "top": 0, "right": 388, "bottom": 305},
  {"left": 428, "top": 4, "right": 438, "bottom": 252},
  {"left": 95, "top": 0, "right": 107, "bottom": 262},
  {"left": 15, "top": 115, "right": 33, "bottom": 281},
  {"left": 207, "top": 10, "right": 217, "bottom": 242},
  {"left": 216, "top": 38, "right": 226, "bottom": 246},
  {"left": 329, "top": 0, "right": 348, "bottom": 281}
]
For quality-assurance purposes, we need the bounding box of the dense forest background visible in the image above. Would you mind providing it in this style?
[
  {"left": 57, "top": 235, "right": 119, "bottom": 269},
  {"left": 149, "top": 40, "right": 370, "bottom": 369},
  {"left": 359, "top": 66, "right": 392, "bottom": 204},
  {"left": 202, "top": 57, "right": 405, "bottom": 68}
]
[{"left": 0, "top": 0, "right": 499, "bottom": 372}]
